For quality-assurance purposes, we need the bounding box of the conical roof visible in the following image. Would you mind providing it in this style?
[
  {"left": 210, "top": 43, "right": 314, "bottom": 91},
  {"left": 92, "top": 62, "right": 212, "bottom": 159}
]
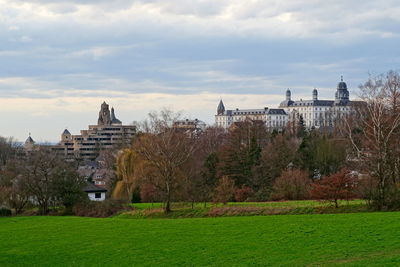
[
  {"left": 111, "top": 107, "right": 122, "bottom": 124},
  {"left": 217, "top": 99, "right": 225, "bottom": 115},
  {"left": 25, "top": 136, "right": 35, "bottom": 144},
  {"left": 62, "top": 129, "right": 71, "bottom": 135}
]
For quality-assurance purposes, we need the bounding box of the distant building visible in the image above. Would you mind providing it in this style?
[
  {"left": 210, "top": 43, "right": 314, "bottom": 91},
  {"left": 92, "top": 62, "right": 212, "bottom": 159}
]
[
  {"left": 215, "top": 100, "right": 288, "bottom": 130},
  {"left": 25, "top": 102, "right": 136, "bottom": 160},
  {"left": 173, "top": 118, "right": 206, "bottom": 136},
  {"left": 216, "top": 77, "right": 357, "bottom": 130}
]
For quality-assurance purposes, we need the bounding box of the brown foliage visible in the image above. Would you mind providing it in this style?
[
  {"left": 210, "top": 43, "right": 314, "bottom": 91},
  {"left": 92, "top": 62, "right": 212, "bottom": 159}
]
[
  {"left": 213, "top": 176, "right": 235, "bottom": 205},
  {"left": 310, "top": 168, "right": 357, "bottom": 208},
  {"left": 271, "top": 168, "right": 311, "bottom": 200},
  {"left": 73, "top": 199, "right": 130, "bottom": 218},
  {"left": 234, "top": 186, "right": 254, "bottom": 202}
]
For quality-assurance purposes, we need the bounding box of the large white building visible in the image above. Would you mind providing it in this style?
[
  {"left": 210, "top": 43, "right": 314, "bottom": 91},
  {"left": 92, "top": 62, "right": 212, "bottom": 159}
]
[{"left": 216, "top": 77, "right": 357, "bottom": 130}]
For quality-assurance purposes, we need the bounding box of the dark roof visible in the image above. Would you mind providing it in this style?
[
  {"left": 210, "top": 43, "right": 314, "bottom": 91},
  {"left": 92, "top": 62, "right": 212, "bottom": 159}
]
[
  {"left": 83, "top": 182, "right": 107, "bottom": 193},
  {"left": 25, "top": 136, "right": 35, "bottom": 144},
  {"left": 267, "top": 109, "right": 287, "bottom": 115},
  {"left": 63, "top": 129, "right": 71, "bottom": 135}
]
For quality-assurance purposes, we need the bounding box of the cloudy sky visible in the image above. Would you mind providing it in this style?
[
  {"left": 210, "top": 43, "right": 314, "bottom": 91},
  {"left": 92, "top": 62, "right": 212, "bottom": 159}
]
[{"left": 1, "top": 0, "right": 399, "bottom": 142}]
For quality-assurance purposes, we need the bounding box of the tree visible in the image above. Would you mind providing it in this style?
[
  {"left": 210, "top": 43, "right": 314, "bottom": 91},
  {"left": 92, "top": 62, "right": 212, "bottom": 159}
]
[
  {"left": 213, "top": 176, "right": 235, "bottom": 205},
  {"left": 345, "top": 71, "right": 400, "bottom": 209},
  {"left": 271, "top": 168, "right": 311, "bottom": 200},
  {"left": 310, "top": 168, "right": 357, "bottom": 208},
  {"left": 52, "top": 166, "right": 86, "bottom": 214},
  {"left": 112, "top": 148, "right": 141, "bottom": 201},
  {"left": 0, "top": 137, "right": 17, "bottom": 167},
  {"left": 218, "top": 120, "right": 266, "bottom": 187},
  {"left": 133, "top": 109, "right": 197, "bottom": 213}
]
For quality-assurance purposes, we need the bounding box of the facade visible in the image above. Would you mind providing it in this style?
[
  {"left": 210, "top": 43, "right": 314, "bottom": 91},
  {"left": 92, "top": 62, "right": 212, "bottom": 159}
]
[
  {"left": 25, "top": 102, "right": 136, "bottom": 160},
  {"left": 216, "top": 77, "right": 354, "bottom": 130},
  {"left": 215, "top": 101, "right": 288, "bottom": 130}
]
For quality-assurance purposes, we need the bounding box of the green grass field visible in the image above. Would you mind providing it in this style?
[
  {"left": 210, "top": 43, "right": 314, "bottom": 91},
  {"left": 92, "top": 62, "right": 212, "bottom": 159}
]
[{"left": 1, "top": 212, "right": 400, "bottom": 266}]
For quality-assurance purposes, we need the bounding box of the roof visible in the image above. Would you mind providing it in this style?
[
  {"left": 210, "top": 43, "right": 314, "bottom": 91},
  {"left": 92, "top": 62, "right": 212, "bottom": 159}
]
[
  {"left": 25, "top": 136, "right": 35, "bottom": 144},
  {"left": 83, "top": 182, "right": 107, "bottom": 193},
  {"left": 63, "top": 129, "right": 71, "bottom": 135},
  {"left": 267, "top": 109, "right": 287, "bottom": 115}
]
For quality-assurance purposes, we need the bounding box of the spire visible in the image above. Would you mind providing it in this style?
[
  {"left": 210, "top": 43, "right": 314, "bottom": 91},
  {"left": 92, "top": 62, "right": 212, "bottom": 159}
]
[
  {"left": 217, "top": 99, "right": 225, "bottom": 115},
  {"left": 341, "top": 75, "right": 343, "bottom": 82},
  {"left": 110, "top": 107, "right": 122, "bottom": 125},
  {"left": 25, "top": 134, "right": 34, "bottom": 144}
]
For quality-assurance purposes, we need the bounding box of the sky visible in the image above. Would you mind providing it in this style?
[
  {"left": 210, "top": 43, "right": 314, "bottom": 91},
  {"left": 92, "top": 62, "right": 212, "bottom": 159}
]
[{"left": 1, "top": 0, "right": 399, "bottom": 142}]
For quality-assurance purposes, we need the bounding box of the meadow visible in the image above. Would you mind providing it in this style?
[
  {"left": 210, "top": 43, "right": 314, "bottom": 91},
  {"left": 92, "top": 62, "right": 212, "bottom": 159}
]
[{"left": 1, "top": 211, "right": 400, "bottom": 266}]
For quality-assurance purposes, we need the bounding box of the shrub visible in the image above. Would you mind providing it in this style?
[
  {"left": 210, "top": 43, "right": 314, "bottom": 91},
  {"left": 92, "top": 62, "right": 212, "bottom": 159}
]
[
  {"left": 73, "top": 200, "right": 131, "bottom": 218},
  {"left": 271, "top": 168, "right": 311, "bottom": 200},
  {"left": 310, "top": 168, "right": 357, "bottom": 208},
  {"left": 213, "top": 176, "right": 235, "bottom": 205},
  {"left": 0, "top": 207, "right": 12, "bottom": 217},
  {"left": 234, "top": 186, "right": 254, "bottom": 202}
]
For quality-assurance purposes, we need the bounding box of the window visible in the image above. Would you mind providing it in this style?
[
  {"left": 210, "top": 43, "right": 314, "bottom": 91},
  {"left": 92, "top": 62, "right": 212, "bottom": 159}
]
[{"left": 95, "top": 193, "right": 102, "bottom": 199}]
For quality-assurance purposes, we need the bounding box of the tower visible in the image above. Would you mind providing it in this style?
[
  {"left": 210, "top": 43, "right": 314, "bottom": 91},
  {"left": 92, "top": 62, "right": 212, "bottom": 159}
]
[
  {"left": 61, "top": 129, "right": 71, "bottom": 142},
  {"left": 286, "top": 89, "right": 291, "bottom": 101},
  {"left": 313, "top": 88, "right": 318, "bottom": 101},
  {"left": 217, "top": 100, "right": 225, "bottom": 115},
  {"left": 24, "top": 133, "right": 35, "bottom": 151},
  {"left": 335, "top": 76, "right": 350, "bottom": 104},
  {"left": 98, "top": 101, "right": 111, "bottom": 125},
  {"left": 111, "top": 107, "right": 122, "bottom": 125}
]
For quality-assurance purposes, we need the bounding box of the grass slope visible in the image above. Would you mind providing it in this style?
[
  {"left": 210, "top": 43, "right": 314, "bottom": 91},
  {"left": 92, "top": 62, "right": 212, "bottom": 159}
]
[{"left": 1, "top": 212, "right": 400, "bottom": 266}]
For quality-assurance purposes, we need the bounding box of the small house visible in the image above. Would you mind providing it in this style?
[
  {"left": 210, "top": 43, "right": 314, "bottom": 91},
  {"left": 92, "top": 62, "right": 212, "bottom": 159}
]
[{"left": 83, "top": 182, "right": 107, "bottom": 201}]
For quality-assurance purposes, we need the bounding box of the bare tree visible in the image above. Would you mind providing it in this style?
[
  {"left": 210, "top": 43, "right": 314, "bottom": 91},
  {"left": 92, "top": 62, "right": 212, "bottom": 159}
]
[
  {"left": 345, "top": 71, "right": 400, "bottom": 209},
  {"left": 133, "top": 109, "right": 197, "bottom": 213}
]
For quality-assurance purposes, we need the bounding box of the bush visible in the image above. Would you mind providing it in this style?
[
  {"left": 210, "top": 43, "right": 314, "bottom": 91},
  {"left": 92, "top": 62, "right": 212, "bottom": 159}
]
[
  {"left": 271, "top": 168, "right": 311, "bottom": 200},
  {"left": 234, "top": 186, "right": 254, "bottom": 202},
  {"left": 213, "top": 176, "right": 235, "bottom": 205},
  {"left": 0, "top": 207, "right": 12, "bottom": 217},
  {"left": 310, "top": 168, "right": 357, "bottom": 208},
  {"left": 73, "top": 200, "right": 131, "bottom": 218}
]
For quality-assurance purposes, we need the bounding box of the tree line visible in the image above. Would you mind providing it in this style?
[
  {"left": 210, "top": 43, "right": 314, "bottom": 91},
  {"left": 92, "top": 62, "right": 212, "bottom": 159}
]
[{"left": 1, "top": 71, "right": 400, "bottom": 215}]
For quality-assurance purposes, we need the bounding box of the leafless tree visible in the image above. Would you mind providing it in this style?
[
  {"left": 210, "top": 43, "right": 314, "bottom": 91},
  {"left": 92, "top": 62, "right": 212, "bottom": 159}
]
[{"left": 345, "top": 71, "right": 400, "bottom": 209}]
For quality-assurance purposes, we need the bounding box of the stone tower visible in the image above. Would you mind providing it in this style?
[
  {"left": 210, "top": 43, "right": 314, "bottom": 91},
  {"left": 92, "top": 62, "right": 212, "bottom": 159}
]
[{"left": 98, "top": 101, "right": 111, "bottom": 125}]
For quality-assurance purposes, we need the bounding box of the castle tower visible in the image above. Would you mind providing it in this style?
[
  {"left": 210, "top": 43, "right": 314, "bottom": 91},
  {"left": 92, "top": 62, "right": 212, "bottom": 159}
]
[{"left": 217, "top": 100, "right": 225, "bottom": 115}]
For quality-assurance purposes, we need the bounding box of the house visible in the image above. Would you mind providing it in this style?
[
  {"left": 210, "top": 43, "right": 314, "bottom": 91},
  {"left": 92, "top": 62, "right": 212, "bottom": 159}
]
[{"left": 83, "top": 182, "right": 107, "bottom": 201}]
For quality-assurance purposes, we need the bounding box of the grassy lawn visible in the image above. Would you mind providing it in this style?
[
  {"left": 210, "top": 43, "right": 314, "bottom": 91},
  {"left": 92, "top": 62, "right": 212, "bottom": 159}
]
[{"left": 1, "top": 212, "right": 400, "bottom": 266}]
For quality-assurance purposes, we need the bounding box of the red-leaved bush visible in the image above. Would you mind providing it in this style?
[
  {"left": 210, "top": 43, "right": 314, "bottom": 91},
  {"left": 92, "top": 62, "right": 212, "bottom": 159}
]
[{"left": 310, "top": 168, "right": 357, "bottom": 208}]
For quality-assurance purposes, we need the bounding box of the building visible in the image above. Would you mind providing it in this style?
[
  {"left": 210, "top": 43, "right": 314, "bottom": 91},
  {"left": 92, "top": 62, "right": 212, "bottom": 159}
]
[
  {"left": 279, "top": 77, "right": 354, "bottom": 129},
  {"left": 173, "top": 118, "right": 206, "bottom": 136},
  {"left": 83, "top": 182, "right": 107, "bottom": 201},
  {"left": 215, "top": 101, "right": 288, "bottom": 130},
  {"left": 26, "top": 102, "right": 136, "bottom": 160},
  {"left": 216, "top": 77, "right": 355, "bottom": 130}
]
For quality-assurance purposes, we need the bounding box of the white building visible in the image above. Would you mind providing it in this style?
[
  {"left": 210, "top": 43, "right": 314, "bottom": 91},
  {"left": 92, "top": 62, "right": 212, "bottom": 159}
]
[
  {"left": 216, "top": 77, "right": 357, "bottom": 130},
  {"left": 215, "top": 101, "right": 288, "bottom": 130},
  {"left": 83, "top": 182, "right": 107, "bottom": 201}
]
